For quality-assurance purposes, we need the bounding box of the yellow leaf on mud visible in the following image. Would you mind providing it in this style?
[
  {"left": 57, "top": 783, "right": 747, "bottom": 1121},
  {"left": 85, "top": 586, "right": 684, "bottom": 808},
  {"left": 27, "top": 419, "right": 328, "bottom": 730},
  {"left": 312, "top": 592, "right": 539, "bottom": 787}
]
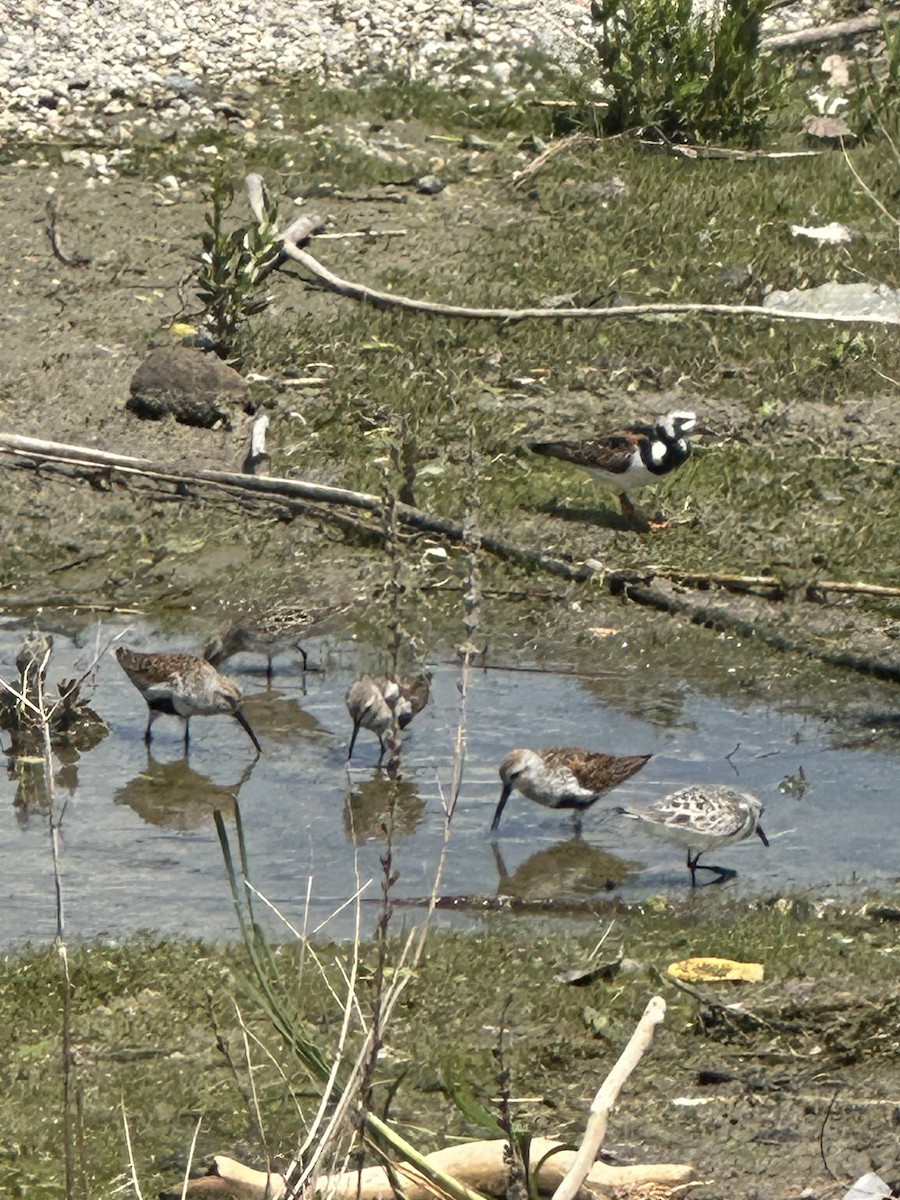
[
  {"left": 170, "top": 322, "right": 198, "bottom": 338},
  {"left": 668, "top": 957, "right": 764, "bottom": 984},
  {"left": 588, "top": 627, "right": 620, "bottom": 638}
]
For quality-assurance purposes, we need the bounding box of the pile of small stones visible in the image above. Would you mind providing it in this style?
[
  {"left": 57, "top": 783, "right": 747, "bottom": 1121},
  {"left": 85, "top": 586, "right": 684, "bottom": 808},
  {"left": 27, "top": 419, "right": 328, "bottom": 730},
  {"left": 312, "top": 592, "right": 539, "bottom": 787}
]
[{"left": 1, "top": 0, "right": 598, "bottom": 145}]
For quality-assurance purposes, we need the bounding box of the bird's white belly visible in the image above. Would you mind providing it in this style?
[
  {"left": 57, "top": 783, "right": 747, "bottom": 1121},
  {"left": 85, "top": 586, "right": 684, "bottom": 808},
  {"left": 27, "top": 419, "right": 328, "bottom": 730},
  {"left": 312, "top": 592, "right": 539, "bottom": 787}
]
[
  {"left": 520, "top": 773, "right": 595, "bottom": 808},
  {"left": 584, "top": 456, "right": 658, "bottom": 493}
]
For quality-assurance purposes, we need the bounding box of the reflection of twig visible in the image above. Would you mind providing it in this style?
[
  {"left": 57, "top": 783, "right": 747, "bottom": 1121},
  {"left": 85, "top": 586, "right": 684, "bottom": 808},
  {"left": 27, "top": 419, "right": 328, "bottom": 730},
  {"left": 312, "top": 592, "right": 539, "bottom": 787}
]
[{"left": 724, "top": 742, "right": 741, "bottom": 776}]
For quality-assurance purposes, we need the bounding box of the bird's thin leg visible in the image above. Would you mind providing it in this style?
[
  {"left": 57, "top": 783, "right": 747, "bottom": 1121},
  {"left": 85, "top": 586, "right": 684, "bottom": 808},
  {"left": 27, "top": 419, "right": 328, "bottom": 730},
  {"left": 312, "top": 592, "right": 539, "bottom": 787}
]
[
  {"left": 144, "top": 710, "right": 157, "bottom": 746},
  {"left": 183, "top": 718, "right": 191, "bottom": 755},
  {"left": 687, "top": 849, "right": 699, "bottom": 887},
  {"left": 619, "top": 492, "right": 653, "bottom": 532},
  {"left": 266, "top": 655, "right": 274, "bottom": 687},
  {"left": 298, "top": 645, "right": 309, "bottom": 672},
  {"left": 689, "top": 850, "right": 735, "bottom": 886},
  {"left": 376, "top": 734, "right": 386, "bottom": 766}
]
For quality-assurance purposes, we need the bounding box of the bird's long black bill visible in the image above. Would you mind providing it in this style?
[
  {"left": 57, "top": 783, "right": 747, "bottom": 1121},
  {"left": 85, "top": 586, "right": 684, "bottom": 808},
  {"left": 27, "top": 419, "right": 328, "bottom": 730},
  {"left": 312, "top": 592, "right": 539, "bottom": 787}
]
[
  {"left": 756, "top": 824, "right": 769, "bottom": 847},
  {"left": 490, "top": 783, "right": 513, "bottom": 833},
  {"left": 234, "top": 709, "right": 262, "bottom": 755},
  {"left": 347, "top": 720, "right": 361, "bottom": 761}
]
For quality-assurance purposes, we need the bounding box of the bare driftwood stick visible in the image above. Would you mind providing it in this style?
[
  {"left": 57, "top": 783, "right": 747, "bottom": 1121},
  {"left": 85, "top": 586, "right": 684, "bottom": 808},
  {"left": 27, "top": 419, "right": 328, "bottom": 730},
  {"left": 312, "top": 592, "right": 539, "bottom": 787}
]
[
  {"left": 761, "top": 10, "right": 898, "bottom": 49},
  {"left": 175, "top": 1134, "right": 693, "bottom": 1200},
  {"left": 0, "top": 433, "right": 591, "bottom": 583},
  {"left": 165, "top": 997, "right": 690, "bottom": 1200},
  {"left": 552, "top": 995, "right": 668, "bottom": 1200},
  {"left": 279, "top": 233, "right": 900, "bottom": 326},
  {"left": 242, "top": 414, "right": 270, "bottom": 476}
]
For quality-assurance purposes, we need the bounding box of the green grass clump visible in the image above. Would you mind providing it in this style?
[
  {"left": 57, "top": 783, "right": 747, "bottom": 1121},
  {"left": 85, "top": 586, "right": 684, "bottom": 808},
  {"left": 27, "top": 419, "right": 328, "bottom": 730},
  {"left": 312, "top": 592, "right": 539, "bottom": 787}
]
[{"left": 558, "top": 0, "right": 789, "bottom": 143}]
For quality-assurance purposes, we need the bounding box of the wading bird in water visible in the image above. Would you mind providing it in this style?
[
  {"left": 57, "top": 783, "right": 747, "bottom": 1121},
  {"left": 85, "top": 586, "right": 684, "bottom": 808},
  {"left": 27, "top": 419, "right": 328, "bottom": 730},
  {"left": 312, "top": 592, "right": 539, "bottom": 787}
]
[
  {"left": 615, "top": 784, "right": 768, "bottom": 885},
  {"left": 345, "top": 672, "right": 432, "bottom": 763},
  {"left": 492, "top": 745, "right": 651, "bottom": 832},
  {"left": 115, "top": 646, "right": 262, "bottom": 755}
]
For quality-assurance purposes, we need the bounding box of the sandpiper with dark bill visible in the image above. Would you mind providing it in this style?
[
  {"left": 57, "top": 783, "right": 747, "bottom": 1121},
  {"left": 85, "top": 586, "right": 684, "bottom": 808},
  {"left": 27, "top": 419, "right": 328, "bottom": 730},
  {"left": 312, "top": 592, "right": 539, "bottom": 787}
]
[
  {"left": 203, "top": 601, "right": 349, "bottom": 679},
  {"left": 530, "top": 410, "right": 710, "bottom": 530},
  {"left": 115, "top": 646, "right": 262, "bottom": 755},
  {"left": 614, "top": 784, "right": 768, "bottom": 885},
  {"left": 492, "top": 745, "right": 652, "bottom": 833},
  {"left": 345, "top": 672, "right": 432, "bottom": 763}
]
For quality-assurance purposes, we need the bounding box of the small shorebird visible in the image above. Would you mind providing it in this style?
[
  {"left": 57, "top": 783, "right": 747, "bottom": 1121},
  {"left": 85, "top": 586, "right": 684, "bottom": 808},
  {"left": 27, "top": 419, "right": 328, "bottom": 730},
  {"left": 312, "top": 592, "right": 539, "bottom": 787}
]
[
  {"left": 204, "top": 602, "right": 347, "bottom": 679},
  {"left": 530, "top": 410, "right": 709, "bottom": 530},
  {"left": 615, "top": 784, "right": 768, "bottom": 885},
  {"left": 115, "top": 646, "right": 262, "bottom": 755},
  {"left": 345, "top": 672, "right": 432, "bottom": 762},
  {"left": 492, "top": 745, "right": 651, "bottom": 833}
]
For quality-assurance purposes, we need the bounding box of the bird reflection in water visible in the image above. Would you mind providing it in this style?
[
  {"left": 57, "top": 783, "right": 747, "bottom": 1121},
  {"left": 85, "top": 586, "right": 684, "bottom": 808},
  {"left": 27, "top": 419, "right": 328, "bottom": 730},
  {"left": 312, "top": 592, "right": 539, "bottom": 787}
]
[
  {"left": 113, "top": 751, "right": 258, "bottom": 832},
  {"left": 492, "top": 837, "right": 633, "bottom": 903},
  {"left": 239, "top": 688, "right": 330, "bottom": 748},
  {"left": 343, "top": 772, "right": 426, "bottom": 844}
]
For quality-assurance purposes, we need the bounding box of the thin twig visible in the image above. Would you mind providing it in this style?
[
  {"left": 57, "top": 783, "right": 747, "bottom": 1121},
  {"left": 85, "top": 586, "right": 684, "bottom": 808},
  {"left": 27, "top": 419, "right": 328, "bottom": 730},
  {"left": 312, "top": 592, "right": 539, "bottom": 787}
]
[
  {"left": 179, "top": 1116, "right": 204, "bottom": 1200},
  {"left": 841, "top": 138, "right": 900, "bottom": 242},
  {"left": 121, "top": 1101, "right": 146, "bottom": 1200}
]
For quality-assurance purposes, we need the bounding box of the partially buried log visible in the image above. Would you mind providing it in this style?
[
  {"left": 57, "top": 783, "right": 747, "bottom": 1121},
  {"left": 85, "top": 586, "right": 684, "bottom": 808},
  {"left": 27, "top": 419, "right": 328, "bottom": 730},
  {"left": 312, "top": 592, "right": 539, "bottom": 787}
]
[
  {"left": 164, "top": 997, "right": 693, "bottom": 1200},
  {"left": 171, "top": 1139, "right": 693, "bottom": 1200}
]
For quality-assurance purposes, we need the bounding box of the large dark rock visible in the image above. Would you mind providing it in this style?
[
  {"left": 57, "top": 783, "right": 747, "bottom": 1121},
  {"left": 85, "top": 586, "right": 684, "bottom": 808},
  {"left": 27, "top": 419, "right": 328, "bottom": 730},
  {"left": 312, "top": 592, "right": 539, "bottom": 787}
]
[{"left": 127, "top": 346, "right": 249, "bottom": 429}]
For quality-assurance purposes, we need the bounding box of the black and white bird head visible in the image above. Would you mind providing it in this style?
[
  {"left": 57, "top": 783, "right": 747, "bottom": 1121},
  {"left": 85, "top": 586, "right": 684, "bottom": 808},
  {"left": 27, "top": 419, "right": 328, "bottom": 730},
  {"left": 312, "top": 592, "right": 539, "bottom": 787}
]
[{"left": 656, "top": 411, "right": 699, "bottom": 443}]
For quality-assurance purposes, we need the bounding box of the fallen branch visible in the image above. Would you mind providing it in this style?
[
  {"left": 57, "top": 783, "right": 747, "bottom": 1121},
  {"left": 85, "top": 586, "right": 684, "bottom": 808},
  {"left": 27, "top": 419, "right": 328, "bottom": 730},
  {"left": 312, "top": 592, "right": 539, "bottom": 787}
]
[
  {"left": 0, "top": 432, "right": 591, "bottom": 583},
  {"left": 619, "top": 579, "right": 900, "bottom": 684},
  {"left": 512, "top": 132, "right": 592, "bottom": 189},
  {"left": 761, "top": 10, "right": 898, "bottom": 50},
  {"left": 279, "top": 232, "right": 900, "bottom": 326},
  {"left": 7, "top": 433, "right": 899, "bottom": 682},
  {"left": 654, "top": 568, "right": 900, "bottom": 601}
]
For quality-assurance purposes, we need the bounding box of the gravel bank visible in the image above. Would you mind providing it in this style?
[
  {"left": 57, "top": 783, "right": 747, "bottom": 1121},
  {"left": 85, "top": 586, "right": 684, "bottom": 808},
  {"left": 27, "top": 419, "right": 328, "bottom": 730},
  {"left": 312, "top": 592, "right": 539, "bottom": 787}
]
[{"left": 1, "top": 0, "right": 596, "bottom": 143}]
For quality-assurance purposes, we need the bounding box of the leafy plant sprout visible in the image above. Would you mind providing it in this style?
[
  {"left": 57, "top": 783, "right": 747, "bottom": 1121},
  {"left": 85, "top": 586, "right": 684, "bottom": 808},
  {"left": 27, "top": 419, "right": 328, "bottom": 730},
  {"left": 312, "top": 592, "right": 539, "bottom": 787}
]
[{"left": 195, "top": 171, "right": 284, "bottom": 362}]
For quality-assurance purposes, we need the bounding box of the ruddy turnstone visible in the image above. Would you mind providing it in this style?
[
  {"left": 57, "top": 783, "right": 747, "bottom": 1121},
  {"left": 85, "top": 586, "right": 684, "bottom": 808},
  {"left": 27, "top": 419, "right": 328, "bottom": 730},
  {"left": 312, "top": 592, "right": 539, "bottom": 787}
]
[
  {"left": 204, "top": 602, "right": 347, "bottom": 679},
  {"left": 492, "top": 745, "right": 651, "bottom": 832},
  {"left": 615, "top": 784, "right": 768, "bottom": 885},
  {"left": 345, "top": 672, "right": 432, "bottom": 762},
  {"left": 115, "top": 646, "right": 262, "bottom": 755},
  {"left": 530, "top": 410, "right": 709, "bottom": 529}
]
